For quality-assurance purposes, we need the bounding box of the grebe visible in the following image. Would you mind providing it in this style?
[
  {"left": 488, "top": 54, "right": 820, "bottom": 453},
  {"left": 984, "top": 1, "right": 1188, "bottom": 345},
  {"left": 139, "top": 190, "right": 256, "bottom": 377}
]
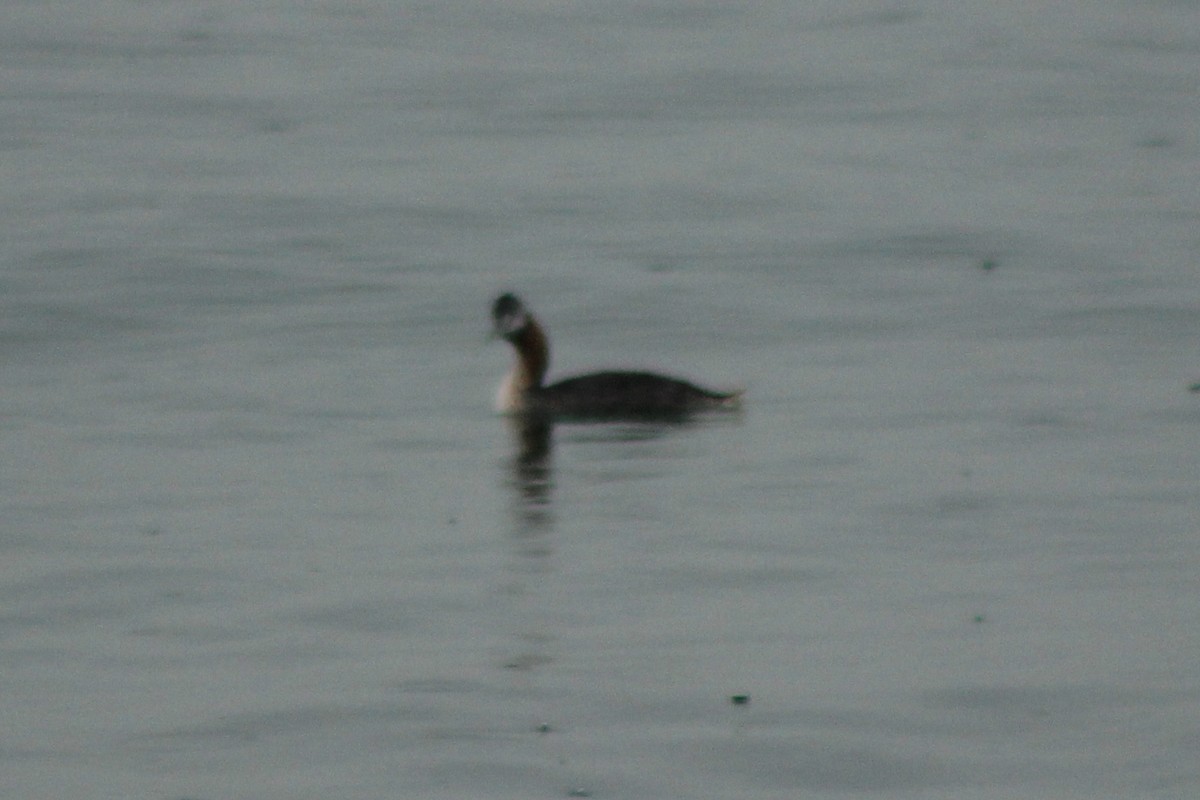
[{"left": 491, "top": 292, "right": 742, "bottom": 419}]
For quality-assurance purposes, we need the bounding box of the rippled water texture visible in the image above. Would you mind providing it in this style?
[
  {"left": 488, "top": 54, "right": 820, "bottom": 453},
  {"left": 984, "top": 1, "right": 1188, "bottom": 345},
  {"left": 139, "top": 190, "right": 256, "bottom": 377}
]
[{"left": 3, "top": 1, "right": 1198, "bottom": 798}]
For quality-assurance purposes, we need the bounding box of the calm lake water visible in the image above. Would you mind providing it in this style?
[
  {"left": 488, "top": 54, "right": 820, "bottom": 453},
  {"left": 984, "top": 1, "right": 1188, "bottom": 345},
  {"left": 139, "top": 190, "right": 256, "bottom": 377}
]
[{"left": 3, "top": 1, "right": 1198, "bottom": 798}]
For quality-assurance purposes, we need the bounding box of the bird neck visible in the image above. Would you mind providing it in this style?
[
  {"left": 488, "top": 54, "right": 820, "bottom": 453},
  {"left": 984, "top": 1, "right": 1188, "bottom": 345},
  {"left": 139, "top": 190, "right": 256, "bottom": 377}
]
[{"left": 511, "top": 318, "right": 549, "bottom": 392}]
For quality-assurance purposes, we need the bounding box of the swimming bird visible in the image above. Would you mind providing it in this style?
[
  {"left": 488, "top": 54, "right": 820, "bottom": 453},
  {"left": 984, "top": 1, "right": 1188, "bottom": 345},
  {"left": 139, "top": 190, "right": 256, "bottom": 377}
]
[{"left": 491, "top": 292, "right": 742, "bottom": 419}]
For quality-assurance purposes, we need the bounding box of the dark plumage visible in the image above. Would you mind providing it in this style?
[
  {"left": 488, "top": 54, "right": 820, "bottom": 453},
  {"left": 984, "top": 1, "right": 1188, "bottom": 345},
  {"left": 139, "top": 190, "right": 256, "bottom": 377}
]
[{"left": 491, "top": 293, "right": 741, "bottom": 420}]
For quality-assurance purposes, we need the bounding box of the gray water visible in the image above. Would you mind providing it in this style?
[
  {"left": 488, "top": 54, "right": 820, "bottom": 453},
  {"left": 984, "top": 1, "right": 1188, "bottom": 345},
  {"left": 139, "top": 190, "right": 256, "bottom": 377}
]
[{"left": 3, "top": 1, "right": 1199, "bottom": 798}]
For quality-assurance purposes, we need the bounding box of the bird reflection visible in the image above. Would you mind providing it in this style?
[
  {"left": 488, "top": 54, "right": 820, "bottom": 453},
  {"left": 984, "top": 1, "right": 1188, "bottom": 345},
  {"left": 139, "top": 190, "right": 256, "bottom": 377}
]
[
  {"left": 507, "top": 412, "right": 555, "bottom": 537},
  {"left": 505, "top": 411, "right": 710, "bottom": 532},
  {"left": 497, "top": 411, "right": 730, "bottom": 679}
]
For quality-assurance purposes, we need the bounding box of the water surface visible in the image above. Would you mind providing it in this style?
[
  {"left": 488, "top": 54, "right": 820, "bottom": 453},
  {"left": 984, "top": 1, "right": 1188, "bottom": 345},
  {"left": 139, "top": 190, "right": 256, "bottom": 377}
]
[{"left": 3, "top": 1, "right": 1198, "bottom": 798}]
